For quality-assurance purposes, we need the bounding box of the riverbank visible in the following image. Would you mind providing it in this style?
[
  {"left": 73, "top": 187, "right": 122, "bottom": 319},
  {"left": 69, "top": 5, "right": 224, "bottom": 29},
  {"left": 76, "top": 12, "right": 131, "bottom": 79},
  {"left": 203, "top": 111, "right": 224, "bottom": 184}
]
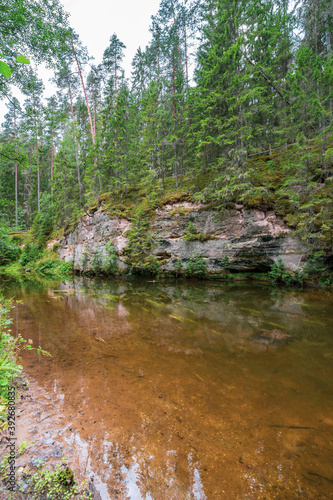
[
  {"left": 0, "top": 295, "right": 95, "bottom": 500},
  {"left": 0, "top": 375, "right": 101, "bottom": 500}
]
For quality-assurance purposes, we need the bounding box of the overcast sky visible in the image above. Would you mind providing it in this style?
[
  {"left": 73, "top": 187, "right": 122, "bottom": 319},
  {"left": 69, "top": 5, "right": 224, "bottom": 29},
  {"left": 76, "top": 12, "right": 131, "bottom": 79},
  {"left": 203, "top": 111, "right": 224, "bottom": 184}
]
[
  {"left": 0, "top": 0, "right": 161, "bottom": 122},
  {"left": 61, "top": 0, "right": 161, "bottom": 73}
]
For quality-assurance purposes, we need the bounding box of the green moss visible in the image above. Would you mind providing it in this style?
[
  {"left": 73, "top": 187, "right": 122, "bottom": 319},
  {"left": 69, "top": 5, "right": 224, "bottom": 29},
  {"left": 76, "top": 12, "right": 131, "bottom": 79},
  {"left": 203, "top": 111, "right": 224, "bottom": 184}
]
[{"left": 170, "top": 207, "right": 191, "bottom": 216}]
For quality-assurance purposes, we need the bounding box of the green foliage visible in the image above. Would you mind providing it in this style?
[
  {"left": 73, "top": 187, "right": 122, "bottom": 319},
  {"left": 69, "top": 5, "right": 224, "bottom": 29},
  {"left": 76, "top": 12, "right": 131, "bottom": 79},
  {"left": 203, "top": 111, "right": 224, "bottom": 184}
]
[
  {"left": 33, "top": 255, "right": 73, "bottom": 276},
  {"left": 221, "top": 255, "right": 230, "bottom": 268},
  {"left": 144, "top": 254, "right": 160, "bottom": 276},
  {"left": 1, "top": 454, "right": 92, "bottom": 499},
  {"left": 123, "top": 208, "right": 158, "bottom": 274},
  {"left": 90, "top": 250, "right": 103, "bottom": 274},
  {"left": 103, "top": 241, "right": 119, "bottom": 275},
  {"left": 182, "top": 221, "right": 210, "bottom": 242},
  {"left": 183, "top": 221, "right": 197, "bottom": 241},
  {"left": 0, "top": 51, "right": 30, "bottom": 79},
  {"left": 30, "top": 461, "right": 79, "bottom": 500},
  {"left": 30, "top": 194, "right": 55, "bottom": 245},
  {"left": 268, "top": 259, "right": 304, "bottom": 286},
  {"left": 0, "top": 226, "right": 21, "bottom": 265},
  {"left": 81, "top": 251, "right": 88, "bottom": 269},
  {"left": 185, "top": 253, "right": 207, "bottom": 279},
  {"left": 88, "top": 244, "right": 121, "bottom": 276},
  {"left": 303, "top": 253, "right": 333, "bottom": 287},
  {"left": 174, "top": 260, "right": 183, "bottom": 276},
  {"left": 20, "top": 242, "right": 43, "bottom": 267},
  {"left": 19, "top": 440, "right": 34, "bottom": 455}
]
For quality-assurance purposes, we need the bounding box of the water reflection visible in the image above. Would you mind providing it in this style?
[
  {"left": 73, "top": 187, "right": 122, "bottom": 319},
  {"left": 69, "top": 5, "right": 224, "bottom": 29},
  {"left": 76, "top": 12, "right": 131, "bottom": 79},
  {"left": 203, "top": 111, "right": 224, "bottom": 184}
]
[{"left": 5, "top": 277, "right": 333, "bottom": 499}]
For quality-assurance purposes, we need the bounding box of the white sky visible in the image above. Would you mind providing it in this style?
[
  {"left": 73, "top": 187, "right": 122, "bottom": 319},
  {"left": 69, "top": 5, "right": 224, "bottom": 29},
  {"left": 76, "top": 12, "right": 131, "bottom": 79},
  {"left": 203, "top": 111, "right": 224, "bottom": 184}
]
[
  {"left": 61, "top": 0, "right": 161, "bottom": 74},
  {"left": 0, "top": 0, "right": 161, "bottom": 123}
]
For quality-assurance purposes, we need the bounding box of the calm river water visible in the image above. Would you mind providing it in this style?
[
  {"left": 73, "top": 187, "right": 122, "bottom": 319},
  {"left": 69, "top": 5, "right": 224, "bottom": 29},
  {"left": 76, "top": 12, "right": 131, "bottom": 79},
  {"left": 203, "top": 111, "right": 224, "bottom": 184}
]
[{"left": 4, "top": 277, "right": 333, "bottom": 499}]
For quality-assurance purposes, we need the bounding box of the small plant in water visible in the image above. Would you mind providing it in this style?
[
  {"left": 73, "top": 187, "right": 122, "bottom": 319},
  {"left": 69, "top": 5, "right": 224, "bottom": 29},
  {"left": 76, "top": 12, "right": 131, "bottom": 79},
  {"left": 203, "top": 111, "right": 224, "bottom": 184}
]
[{"left": 30, "top": 459, "right": 78, "bottom": 499}]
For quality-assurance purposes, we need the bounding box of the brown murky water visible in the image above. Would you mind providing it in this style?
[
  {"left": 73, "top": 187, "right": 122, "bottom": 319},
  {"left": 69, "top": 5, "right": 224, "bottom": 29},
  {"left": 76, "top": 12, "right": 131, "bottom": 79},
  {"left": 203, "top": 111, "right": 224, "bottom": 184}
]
[{"left": 4, "top": 278, "right": 333, "bottom": 499}]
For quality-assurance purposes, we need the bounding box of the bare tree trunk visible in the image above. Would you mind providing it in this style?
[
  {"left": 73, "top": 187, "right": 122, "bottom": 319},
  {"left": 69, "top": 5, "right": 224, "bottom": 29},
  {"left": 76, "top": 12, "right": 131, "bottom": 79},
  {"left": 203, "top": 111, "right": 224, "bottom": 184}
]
[
  {"left": 174, "top": 142, "right": 178, "bottom": 188},
  {"left": 63, "top": 160, "right": 67, "bottom": 220},
  {"left": 92, "top": 92, "right": 96, "bottom": 135},
  {"left": 50, "top": 129, "right": 54, "bottom": 185},
  {"left": 71, "top": 39, "right": 95, "bottom": 145},
  {"left": 171, "top": 1, "right": 184, "bottom": 80},
  {"left": 14, "top": 105, "right": 18, "bottom": 228},
  {"left": 184, "top": 19, "right": 189, "bottom": 91},
  {"left": 33, "top": 97, "right": 40, "bottom": 213},
  {"left": 67, "top": 76, "right": 83, "bottom": 207}
]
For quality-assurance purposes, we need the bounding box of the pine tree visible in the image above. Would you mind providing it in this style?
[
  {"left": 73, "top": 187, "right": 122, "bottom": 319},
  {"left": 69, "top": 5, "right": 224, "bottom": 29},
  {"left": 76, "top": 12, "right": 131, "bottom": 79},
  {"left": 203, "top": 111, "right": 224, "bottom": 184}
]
[{"left": 102, "top": 34, "right": 126, "bottom": 99}]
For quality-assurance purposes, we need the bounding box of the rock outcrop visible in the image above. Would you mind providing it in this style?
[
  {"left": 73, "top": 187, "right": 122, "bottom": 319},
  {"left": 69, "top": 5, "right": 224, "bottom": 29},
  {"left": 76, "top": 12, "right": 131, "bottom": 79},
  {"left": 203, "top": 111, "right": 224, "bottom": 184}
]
[{"left": 58, "top": 202, "right": 305, "bottom": 273}]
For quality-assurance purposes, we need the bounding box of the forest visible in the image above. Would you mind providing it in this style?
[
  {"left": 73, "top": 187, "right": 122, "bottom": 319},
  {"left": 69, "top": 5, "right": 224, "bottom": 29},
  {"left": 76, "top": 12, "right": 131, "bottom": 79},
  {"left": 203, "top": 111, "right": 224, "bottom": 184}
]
[{"left": 0, "top": 0, "right": 332, "bottom": 276}]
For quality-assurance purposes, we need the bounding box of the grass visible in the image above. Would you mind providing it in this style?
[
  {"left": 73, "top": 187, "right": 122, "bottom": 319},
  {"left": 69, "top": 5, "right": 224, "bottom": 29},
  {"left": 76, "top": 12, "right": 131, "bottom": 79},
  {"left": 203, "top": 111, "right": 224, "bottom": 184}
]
[{"left": 1, "top": 252, "right": 73, "bottom": 280}]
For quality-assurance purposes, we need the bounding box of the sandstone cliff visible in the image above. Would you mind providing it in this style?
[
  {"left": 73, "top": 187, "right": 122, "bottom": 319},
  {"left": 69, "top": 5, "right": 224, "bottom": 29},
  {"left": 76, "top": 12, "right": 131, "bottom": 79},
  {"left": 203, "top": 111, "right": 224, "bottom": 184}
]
[{"left": 58, "top": 202, "right": 305, "bottom": 274}]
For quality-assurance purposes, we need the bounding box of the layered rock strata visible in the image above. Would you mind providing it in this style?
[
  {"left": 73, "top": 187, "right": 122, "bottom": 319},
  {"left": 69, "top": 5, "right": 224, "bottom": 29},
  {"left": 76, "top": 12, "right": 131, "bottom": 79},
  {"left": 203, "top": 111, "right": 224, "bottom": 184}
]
[{"left": 58, "top": 203, "right": 305, "bottom": 273}]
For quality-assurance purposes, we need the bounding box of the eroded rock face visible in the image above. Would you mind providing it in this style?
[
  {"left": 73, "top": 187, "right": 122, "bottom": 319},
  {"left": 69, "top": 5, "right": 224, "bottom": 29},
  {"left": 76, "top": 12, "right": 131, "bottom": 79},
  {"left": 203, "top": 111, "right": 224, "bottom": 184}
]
[
  {"left": 58, "top": 203, "right": 305, "bottom": 273},
  {"left": 151, "top": 203, "right": 304, "bottom": 272},
  {"left": 58, "top": 210, "right": 130, "bottom": 272}
]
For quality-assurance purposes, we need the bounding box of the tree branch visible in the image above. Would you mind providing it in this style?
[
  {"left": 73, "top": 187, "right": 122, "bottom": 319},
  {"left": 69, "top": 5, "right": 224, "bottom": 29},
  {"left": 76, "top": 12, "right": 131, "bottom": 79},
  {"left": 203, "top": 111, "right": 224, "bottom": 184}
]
[
  {"left": 0, "top": 151, "right": 25, "bottom": 164},
  {"left": 243, "top": 53, "right": 291, "bottom": 106}
]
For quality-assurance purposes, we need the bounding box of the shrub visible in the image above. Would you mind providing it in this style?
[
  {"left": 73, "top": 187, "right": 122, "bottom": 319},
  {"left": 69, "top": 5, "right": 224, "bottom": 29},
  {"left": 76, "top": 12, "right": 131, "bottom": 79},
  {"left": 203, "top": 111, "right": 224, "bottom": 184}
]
[
  {"left": 221, "top": 255, "right": 230, "bottom": 268},
  {"left": 183, "top": 221, "right": 197, "bottom": 241},
  {"left": 185, "top": 253, "right": 207, "bottom": 278},
  {"left": 174, "top": 260, "right": 183, "bottom": 276},
  {"left": 0, "top": 227, "right": 21, "bottom": 265},
  {"left": 29, "top": 460, "right": 78, "bottom": 500},
  {"left": 34, "top": 256, "right": 73, "bottom": 276},
  {"left": 182, "top": 222, "right": 209, "bottom": 242},
  {"left": 144, "top": 255, "right": 160, "bottom": 276},
  {"left": 123, "top": 208, "right": 157, "bottom": 273},
  {"left": 20, "top": 242, "right": 43, "bottom": 267},
  {"left": 269, "top": 258, "right": 304, "bottom": 286},
  {"left": 30, "top": 194, "right": 54, "bottom": 245},
  {"left": 80, "top": 251, "right": 88, "bottom": 269},
  {"left": 91, "top": 250, "right": 103, "bottom": 274},
  {"left": 304, "top": 253, "right": 332, "bottom": 287},
  {"left": 0, "top": 238, "right": 20, "bottom": 266},
  {"left": 103, "top": 242, "right": 119, "bottom": 275}
]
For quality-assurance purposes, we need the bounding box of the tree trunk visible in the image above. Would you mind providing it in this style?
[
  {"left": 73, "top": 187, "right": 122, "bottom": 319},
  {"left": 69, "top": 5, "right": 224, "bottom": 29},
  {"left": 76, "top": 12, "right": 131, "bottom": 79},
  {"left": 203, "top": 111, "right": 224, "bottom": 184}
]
[
  {"left": 184, "top": 18, "right": 189, "bottom": 91},
  {"left": 67, "top": 76, "right": 83, "bottom": 207},
  {"left": 71, "top": 39, "right": 95, "bottom": 145},
  {"left": 33, "top": 97, "right": 40, "bottom": 213},
  {"left": 14, "top": 105, "right": 18, "bottom": 228}
]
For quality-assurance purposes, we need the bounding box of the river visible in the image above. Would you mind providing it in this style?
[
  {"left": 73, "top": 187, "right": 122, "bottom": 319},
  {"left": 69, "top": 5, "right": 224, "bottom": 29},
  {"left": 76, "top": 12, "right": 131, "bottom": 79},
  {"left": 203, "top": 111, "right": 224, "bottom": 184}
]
[{"left": 3, "top": 277, "right": 333, "bottom": 499}]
